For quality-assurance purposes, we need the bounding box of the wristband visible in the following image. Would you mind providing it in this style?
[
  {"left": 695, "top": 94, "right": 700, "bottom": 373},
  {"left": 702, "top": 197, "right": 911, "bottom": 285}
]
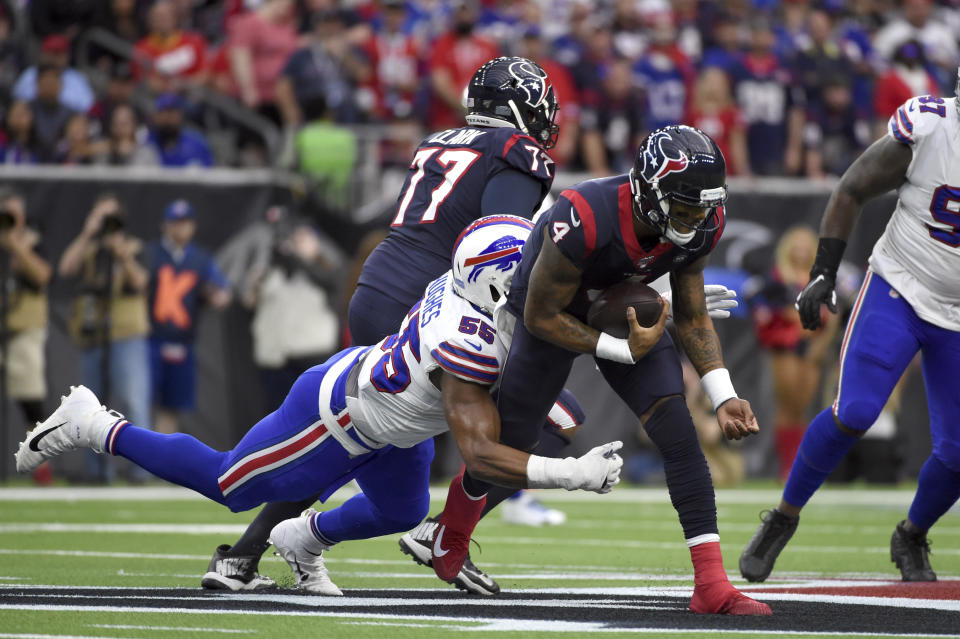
[
  {"left": 701, "top": 368, "right": 738, "bottom": 411},
  {"left": 526, "top": 454, "right": 576, "bottom": 489},
  {"left": 811, "top": 237, "right": 847, "bottom": 277},
  {"left": 595, "top": 332, "right": 637, "bottom": 364}
]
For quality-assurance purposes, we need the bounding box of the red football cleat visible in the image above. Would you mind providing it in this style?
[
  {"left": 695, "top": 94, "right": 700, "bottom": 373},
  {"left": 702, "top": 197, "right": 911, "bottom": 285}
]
[{"left": 689, "top": 581, "right": 772, "bottom": 615}]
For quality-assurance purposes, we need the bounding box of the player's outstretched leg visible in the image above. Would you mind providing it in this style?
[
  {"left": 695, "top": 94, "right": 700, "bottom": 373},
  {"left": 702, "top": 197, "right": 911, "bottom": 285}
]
[
  {"left": 269, "top": 509, "right": 342, "bottom": 596},
  {"left": 738, "top": 508, "right": 799, "bottom": 583},
  {"left": 430, "top": 468, "right": 487, "bottom": 584},
  {"left": 201, "top": 544, "right": 277, "bottom": 591}
]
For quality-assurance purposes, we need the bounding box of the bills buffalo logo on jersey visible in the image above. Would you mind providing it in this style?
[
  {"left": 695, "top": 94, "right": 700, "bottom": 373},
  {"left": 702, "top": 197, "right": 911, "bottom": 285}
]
[
  {"left": 641, "top": 130, "right": 689, "bottom": 183},
  {"left": 507, "top": 59, "right": 550, "bottom": 108},
  {"left": 463, "top": 235, "right": 525, "bottom": 283}
]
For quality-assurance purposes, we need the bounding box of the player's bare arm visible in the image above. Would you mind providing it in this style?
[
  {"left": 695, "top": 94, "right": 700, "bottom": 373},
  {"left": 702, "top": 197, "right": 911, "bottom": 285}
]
[
  {"left": 525, "top": 227, "right": 664, "bottom": 360},
  {"left": 671, "top": 257, "right": 759, "bottom": 440},
  {"left": 670, "top": 256, "right": 722, "bottom": 374},
  {"left": 439, "top": 371, "right": 532, "bottom": 488},
  {"left": 820, "top": 135, "right": 912, "bottom": 240}
]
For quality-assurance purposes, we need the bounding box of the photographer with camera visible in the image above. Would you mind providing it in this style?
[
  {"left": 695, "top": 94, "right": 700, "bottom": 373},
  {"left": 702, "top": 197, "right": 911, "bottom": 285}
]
[
  {"left": 0, "top": 187, "right": 52, "bottom": 484},
  {"left": 58, "top": 193, "right": 150, "bottom": 483}
]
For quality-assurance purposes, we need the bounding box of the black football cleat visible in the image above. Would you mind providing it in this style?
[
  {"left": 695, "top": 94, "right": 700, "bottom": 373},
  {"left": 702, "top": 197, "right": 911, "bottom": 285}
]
[
  {"left": 201, "top": 544, "right": 277, "bottom": 591},
  {"left": 399, "top": 517, "right": 500, "bottom": 595},
  {"left": 739, "top": 508, "right": 799, "bottom": 583},
  {"left": 891, "top": 520, "right": 936, "bottom": 582}
]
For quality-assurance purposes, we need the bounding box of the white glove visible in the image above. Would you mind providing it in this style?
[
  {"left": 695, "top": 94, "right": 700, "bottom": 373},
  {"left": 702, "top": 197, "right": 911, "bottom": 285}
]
[
  {"left": 660, "top": 285, "right": 738, "bottom": 320},
  {"left": 527, "top": 441, "right": 623, "bottom": 494}
]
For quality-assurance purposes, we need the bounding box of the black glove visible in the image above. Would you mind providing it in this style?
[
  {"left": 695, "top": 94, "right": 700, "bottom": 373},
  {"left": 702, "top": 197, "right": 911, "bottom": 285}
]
[{"left": 795, "top": 238, "right": 846, "bottom": 330}]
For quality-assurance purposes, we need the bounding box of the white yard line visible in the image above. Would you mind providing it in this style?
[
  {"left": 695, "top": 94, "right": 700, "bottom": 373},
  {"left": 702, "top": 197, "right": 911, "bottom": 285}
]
[
  {"left": 90, "top": 624, "right": 253, "bottom": 634},
  {"left": 0, "top": 486, "right": 947, "bottom": 508}
]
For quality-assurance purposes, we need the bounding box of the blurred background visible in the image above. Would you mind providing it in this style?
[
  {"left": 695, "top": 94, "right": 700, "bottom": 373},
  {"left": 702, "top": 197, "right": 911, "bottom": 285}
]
[{"left": 0, "top": 0, "right": 944, "bottom": 490}]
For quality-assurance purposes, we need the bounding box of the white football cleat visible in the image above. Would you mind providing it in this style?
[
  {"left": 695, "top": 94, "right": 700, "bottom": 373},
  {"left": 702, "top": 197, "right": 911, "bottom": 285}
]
[
  {"left": 501, "top": 491, "right": 567, "bottom": 527},
  {"left": 269, "top": 509, "right": 342, "bottom": 596},
  {"left": 15, "top": 385, "right": 121, "bottom": 473}
]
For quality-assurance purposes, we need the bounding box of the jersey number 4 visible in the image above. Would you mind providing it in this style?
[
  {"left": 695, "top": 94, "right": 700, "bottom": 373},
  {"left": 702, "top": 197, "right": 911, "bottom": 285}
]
[{"left": 392, "top": 148, "right": 481, "bottom": 226}]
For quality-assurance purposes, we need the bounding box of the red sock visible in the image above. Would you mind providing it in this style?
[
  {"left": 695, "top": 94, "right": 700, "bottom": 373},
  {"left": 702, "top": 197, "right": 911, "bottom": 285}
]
[
  {"left": 689, "top": 541, "right": 772, "bottom": 615},
  {"left": 437, "top": 468, "right": 487, "bottom": 533},
  {"left": 775, "top": 424, "right": 806, "bottom": 481}
]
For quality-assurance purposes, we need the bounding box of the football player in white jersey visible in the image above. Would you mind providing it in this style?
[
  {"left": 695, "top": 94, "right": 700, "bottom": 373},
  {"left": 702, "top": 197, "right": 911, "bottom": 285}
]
[
  {"left": 16, "top": 216, "right": 624, "bottom": 594},
  {"left": 740, "top": 76, "right": 960, "bottom": 583}
]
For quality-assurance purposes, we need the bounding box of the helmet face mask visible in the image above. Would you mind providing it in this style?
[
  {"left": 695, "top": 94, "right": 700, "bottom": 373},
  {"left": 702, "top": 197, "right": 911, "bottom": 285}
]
[
  {"left": 630, "top": 125, "right": 727, "bottom": 249},
  {"left": 451, "top": 215, "right": 535, "bottom": 315},
  {"left": 465, "top": 57, "right": 560, "bottom": 149}
]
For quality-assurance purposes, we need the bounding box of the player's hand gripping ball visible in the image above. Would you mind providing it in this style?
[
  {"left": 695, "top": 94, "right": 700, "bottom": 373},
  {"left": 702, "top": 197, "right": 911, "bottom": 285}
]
[{"left": 587, "top": 278, "right": 664, "bottom": 338}]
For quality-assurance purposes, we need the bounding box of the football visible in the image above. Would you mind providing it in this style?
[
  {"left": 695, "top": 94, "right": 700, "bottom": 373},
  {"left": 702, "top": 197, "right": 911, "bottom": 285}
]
[{"left": 587, "top": 278, "right": 664, "bottom": 338}]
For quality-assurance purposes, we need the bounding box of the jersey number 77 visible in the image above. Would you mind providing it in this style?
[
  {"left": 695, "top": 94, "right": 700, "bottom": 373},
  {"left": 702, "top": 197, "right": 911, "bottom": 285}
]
[{"left": 392, "top": 148, "right": 481, "bottom": 226}]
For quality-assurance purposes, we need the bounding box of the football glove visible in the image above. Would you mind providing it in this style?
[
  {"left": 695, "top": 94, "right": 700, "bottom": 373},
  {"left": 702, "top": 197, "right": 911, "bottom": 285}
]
[
  {"left": 795, "top": 237, "right": 846, "bottom": 330},
  {"left": 661, "top": 285, "right": 739, "bottom": 320}
]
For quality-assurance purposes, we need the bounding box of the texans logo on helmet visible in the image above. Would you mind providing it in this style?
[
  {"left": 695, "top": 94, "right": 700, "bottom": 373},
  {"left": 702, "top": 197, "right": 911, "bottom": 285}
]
[
  {"left": 641, "top": 130, "right": 689, "bottom": 183},
  {"left": 463, "top": 236, "right": 525, "bottom": 283},
  {"left": 507, "top": 59, "right": 549, "bottom": 109}
]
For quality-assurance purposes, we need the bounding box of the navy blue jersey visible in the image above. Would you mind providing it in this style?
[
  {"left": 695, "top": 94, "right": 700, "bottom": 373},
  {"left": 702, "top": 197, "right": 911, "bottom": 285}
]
[
  {"left": 507, "top": 175, "right": 725, "bottom": 319},
  {"left": 358, "top": 126, "right": 554, "bottom": 306}
]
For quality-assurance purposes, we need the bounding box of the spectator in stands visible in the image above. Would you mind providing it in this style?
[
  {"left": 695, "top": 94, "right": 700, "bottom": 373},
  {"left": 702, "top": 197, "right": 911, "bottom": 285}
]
[
  {"left": 803, "top": 74, "right": 871, "bottom": 179},
  {"left": 58, "top": 192, "right": 151, "bottom": 483},
  {"left": 99, "top": 102, "right": 159, "bottom": 166},
  {"left": 145, "top": 199, "right": 231, "bottom": 435},
  {"left": 146, "top": 93, "right": 213, "bottom": 167},
  {"left": 873, "top": 0, "right": 957, "bottom": 90},
  {"left": 791, "top": 7, "right": 854, "bottom": 112},
  {"left": 226, "top": 0, "right": 299, "bottom": 119},
  {"left": 633, "top": 10, "right": 695, "bottom": 131},
  {"left": 56, "top": 113, "right": 107, "bottom": 165},
  {"left": 427, "top": 0, "right": 499, "bottom": 131},
  {"left": 13, "top": 34, "right": 94, "bottom": 114},
  {"left": 364, "top": 0, "right": 424, "bottom": 122},
  {"left": 294, "top": 94, "right": 358, "bottom": 212},
  {"left": 276, "top": 8, "right": 372, "bottom": 129},
  {"left": 700, "top": 11, "right": 746, "bottom": 74},
  {"left": 688, "top": 67, "right": 750, "bottom": 177},
  {"left": 0, "top": 187, "right": 53, "bottom": 484},
  {"left": 28, "top": 0, "right": 99, "bottom": 40},
  {"left": 247, "top": 208, "right": 344, "bottom": 413},
  {"left": 578, "top": 58, "right": 646, "bottom": 176},
  {"left": 567, "top": 17, "right": 615, "bottom": 95},
  {"left": 610, "top": 0, "right": 645, "bottom": 60},
  {"left": 133, "top": 0, "right": 208, "bottom": 94},
  {"left": 0, "top": 100, "right": 36, "bottom": 164},
  {"left": 518, "top": 26, "right": 580, "bottom": 167},
  {"left": 873, "top": 39, "right": 939, "bottom": 136},
  {"left": 90, "top": 62, "right": 140, "bottom": 130},
  {"left": 0, "top": 4, "right": 26, "bottom": 104},
  {"left": 731, "top": 16, "right": 805, "bottom": 176},
  {"left": 90, "top": 0, "right": 147, "bottom": 72},
  {"left": 30, "top": 64, "right": 75, "bottom": 163},
  {"left": 746, "top": 226, "right": 838, "bottom": 482}
]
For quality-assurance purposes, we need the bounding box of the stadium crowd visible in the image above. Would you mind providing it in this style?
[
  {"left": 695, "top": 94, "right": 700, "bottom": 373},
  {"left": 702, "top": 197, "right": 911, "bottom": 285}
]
[{"left": 0, "top": 0, "right": 956, "bottom": 176}]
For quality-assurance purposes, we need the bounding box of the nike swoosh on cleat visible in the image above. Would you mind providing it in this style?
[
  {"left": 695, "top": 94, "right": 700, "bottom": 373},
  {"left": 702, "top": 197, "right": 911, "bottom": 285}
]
[
  {"left": 434, "top": 525, "right": 450, "bottom": 557},
  {"left": 28, "top": 422, "right": 68, "bottom": 452}
]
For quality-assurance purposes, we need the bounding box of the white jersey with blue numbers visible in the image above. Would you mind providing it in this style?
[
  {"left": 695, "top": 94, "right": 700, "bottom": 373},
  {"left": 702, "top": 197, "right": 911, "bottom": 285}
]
[
  {"left": 876, "top": 95, "right": 960, "bottom": 331},
  {"left": 349, "top": 272, "right": 506, "bottom": 448}
]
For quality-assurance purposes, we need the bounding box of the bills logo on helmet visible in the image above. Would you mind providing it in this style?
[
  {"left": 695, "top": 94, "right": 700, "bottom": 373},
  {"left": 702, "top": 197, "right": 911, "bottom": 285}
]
[
  {"left": 463, "top": 236, "right": 525, "bottom": 283},
  {"left": 641, "top": 130, "right": 689, "bottom": 183},
  {"left": 507, "top": 59, "right": 549, "bottom": 108}
]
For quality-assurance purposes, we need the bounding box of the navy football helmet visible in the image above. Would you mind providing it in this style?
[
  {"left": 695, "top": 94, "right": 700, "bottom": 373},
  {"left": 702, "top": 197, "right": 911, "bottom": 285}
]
[
  {"left": 465, "top": 56, "right": 559, "bottom": 149},
  {"left": 629, "top": 125, "right": 727, "bottom": 248}
]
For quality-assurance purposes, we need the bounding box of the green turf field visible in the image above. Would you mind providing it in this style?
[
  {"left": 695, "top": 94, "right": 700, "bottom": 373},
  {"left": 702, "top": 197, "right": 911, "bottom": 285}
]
[{"left": 0, "top": 482, "right": 957, "bottom": 638}]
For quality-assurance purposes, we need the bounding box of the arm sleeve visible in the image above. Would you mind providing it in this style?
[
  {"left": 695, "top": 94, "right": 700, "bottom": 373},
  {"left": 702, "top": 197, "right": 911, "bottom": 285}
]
[{"left": 480, "top": 169, "right": 544, "bottom": 219}]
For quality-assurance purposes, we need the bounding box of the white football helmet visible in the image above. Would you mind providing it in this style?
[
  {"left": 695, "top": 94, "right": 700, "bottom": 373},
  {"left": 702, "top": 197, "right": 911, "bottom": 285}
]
[{"left": 451, "top": 215, "right": 534, "bottom": 314}]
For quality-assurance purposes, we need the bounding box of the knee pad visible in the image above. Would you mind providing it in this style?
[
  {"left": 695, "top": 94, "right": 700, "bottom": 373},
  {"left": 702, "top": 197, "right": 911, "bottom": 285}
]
[{"left": 836, "top": 397, "right": 885, "bottom": 432}]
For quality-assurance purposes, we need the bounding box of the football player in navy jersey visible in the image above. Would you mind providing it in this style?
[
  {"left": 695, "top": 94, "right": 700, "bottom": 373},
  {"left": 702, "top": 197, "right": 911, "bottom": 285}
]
[
  {"left": 422, "top": 125, "right": 772, "bottom": 615},
  {"left": 199, "top": 56, "right": 578, "bottom": 594}
]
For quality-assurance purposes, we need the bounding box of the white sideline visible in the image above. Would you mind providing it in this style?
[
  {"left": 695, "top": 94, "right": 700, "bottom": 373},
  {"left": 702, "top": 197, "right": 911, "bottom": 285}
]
[{"left": 0, "top": 485, "right": 937, "bottom": 507}]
